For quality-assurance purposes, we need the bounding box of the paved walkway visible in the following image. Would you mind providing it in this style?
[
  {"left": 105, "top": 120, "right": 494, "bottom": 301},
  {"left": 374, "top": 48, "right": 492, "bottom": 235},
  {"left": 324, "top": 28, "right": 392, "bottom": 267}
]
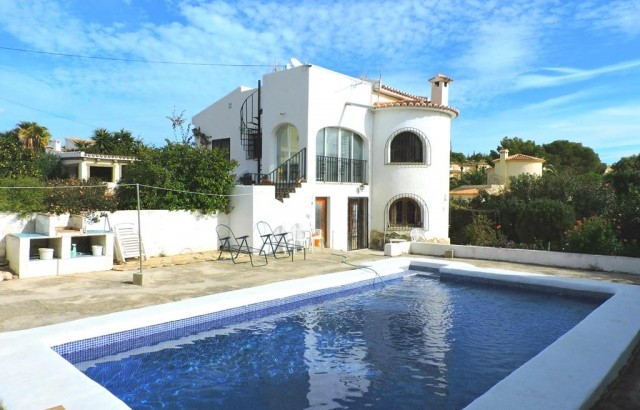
[{"left": 0, "top": 250, "right": 638, "bottom": 408}]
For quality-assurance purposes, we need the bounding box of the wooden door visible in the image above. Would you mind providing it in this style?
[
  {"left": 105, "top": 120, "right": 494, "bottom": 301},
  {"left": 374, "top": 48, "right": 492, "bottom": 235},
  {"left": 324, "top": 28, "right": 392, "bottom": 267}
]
[{"left": 315, "top": 197, "right": 327, "bottom": 247}]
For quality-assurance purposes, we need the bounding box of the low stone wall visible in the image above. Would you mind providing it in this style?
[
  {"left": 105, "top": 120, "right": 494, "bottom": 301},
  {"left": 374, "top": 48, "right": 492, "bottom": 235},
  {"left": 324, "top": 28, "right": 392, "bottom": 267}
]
[{"left": 406, "top": 242, "right": 640, "bottom": 275}]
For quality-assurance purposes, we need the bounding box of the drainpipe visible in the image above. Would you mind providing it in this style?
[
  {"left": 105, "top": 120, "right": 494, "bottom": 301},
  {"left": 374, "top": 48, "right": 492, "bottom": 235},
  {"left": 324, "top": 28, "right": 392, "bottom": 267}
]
[{"left": 257, "top": 80, "right": 262, "bottom": 177}]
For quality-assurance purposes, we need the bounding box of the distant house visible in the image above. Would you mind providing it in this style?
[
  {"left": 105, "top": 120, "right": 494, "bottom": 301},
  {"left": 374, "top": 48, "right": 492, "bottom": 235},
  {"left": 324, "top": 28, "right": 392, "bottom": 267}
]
[
  {"left": 48, "top": 138, "right": 136, "bottom": 186},
  {"left": 486, "top": 149, "right": 544, "bottom": 185},
  {"left": 193, "top": 63, "right": 458, "bottom": 250},
  {"left": 449, "top": 161, "right": 491, "bottom": 179}
]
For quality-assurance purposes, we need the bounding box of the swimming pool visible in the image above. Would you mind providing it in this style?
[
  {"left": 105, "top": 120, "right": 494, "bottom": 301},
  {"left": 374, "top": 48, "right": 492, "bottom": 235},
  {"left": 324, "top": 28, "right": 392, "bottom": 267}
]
[
  {"left": 74, "top": 275, "right": 604, "bottom": 409},
  {"left": 0, "top": 258, "right": 638, "bottom": 409}
]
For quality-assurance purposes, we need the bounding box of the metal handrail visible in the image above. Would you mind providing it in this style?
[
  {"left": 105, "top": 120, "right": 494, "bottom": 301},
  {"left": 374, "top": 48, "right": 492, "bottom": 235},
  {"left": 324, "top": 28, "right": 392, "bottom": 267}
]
[{"left": 316, "top": 155, "right": 367, "bottom": 183}]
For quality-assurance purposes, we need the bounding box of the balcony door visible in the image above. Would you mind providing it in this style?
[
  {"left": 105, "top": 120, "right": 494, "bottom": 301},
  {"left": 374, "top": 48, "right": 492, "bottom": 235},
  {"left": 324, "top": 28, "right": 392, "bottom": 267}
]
[
  {"left": 348, "top": 198, "right": 368, "bottom": 250},
  {"left": 276, "top": 124, "right": 299, "bottom": 181}
]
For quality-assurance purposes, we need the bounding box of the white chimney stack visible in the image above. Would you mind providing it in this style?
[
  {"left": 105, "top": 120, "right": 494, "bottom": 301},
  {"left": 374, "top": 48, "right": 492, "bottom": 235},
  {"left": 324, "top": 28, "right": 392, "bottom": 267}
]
[{"left": 429, "top": 73, "right": 452, "bottom": 106}]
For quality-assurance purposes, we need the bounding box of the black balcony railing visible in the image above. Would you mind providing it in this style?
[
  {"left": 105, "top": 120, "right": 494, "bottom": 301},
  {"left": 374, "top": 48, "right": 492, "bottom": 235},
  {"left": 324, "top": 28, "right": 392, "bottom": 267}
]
[
  {"left": 241, "top": 148, "right": 306, "bottom": 201},
  {"left": 316, "top": 155, "right": 367, "bottom": 183}
]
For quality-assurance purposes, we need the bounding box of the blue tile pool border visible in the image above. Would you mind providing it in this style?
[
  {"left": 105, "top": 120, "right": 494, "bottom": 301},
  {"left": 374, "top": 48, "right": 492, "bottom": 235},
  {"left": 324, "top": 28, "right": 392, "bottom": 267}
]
[{"left": 53, "top": 271, "right": 407, "bottom": 364}]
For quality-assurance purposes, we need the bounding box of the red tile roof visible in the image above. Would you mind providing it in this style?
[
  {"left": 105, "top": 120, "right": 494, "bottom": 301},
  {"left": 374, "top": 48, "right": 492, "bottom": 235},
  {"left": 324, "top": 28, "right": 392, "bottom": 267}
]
[
  {"left": 493, "top": 153, "right": 545, "bottom": 163},
  {"left": 374, "top": 100, "right": 459, "bottom": 116},
  {"left": 379, "top": 84, "right": 428, "bottom": 101}
]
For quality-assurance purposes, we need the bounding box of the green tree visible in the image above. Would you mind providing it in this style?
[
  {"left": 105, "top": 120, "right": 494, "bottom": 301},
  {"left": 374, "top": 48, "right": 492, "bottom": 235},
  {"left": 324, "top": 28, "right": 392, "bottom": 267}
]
[
  {"left": 515, "top": 198, "right": 575, "bottom": 248},
  {"left": 45, "top": 177, "right": 116, "bottom": 222},
  {"left": 0, "top": 130, "right": 41, "bottom": 178},
  {"left": 467, "top": 152, "right": 491, "bottom": 170},
  {"left": 79, "top": 128, "right": 144, "bottom": 156},
  {"left": 450, "top": 151, "right": 466, "bottom": 170},
  {"left": 34, "top": 152, "right": 63, "bottom": 180},
  {"left": 604, "top": 155, "right": 640, "bottom": 253},
  {"left": 490, "top": 137, "right": 545, "bottom": 159},
  {"left": 542, "top": 140, "right": 605, "bottom": 175},
  {"left": 15, "top": 121, "right": 51, "bottom": 152},
  {"left": 111, "top": 128, "right": 143, "bottom": 155},
  {"left": 458, "top": 168, "right": 488, "bottom": 185},
  {"left": 90, "top": 128, "right": 114, "bottom": 153},
  {"left": 116, "top": 142, "right": 237, "bottom": 213},
  {"left": 0, "top": 176, "right": 46, "bottom": 216},
  {"left": 463, "top": 213, "right": 503, "bottom": 246},
  {"left": 606, "top": 154, "right": 640, "bottom": 195}
]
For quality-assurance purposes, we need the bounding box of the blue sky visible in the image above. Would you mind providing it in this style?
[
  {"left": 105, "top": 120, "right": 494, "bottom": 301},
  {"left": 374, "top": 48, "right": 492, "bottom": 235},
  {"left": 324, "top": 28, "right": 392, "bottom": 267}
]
[{"left": 0, "top": 0, "right": 638, "bottom": 165}]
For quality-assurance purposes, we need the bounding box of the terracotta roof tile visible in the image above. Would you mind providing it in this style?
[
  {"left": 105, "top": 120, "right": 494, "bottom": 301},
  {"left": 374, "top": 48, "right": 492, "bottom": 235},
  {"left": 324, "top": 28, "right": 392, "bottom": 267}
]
[
  {"left": 493, "top": 153, "right": 545, "bottom": 163},
  {"left": 379, "top": 84, "right": 428, "bottom": 101},
  {"left": 374, "top": 100, "right": 459, "bottom": 116}
]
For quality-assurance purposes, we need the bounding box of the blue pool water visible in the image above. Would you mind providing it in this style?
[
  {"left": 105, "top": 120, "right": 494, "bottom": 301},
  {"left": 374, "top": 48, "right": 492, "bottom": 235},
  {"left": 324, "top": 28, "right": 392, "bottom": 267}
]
[{"left": 78, "top": 276, "right": 604, "bottom": 409}]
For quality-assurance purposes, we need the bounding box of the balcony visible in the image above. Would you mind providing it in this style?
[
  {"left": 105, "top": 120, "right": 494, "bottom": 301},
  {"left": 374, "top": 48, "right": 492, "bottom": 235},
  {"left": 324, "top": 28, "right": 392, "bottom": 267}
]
[{"left": 316, "top": 156, "right": 367, "bottom": 183}]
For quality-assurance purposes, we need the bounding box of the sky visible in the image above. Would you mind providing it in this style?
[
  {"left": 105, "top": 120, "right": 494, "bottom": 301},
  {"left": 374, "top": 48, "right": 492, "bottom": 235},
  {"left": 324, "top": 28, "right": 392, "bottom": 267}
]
[{"left": 0, "top": 0, "right": 639, "bottom": 165}]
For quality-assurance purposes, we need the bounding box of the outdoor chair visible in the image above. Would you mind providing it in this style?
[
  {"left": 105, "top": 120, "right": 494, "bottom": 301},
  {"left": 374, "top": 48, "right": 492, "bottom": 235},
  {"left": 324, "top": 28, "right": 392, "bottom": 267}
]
[
  {"left": 256, "top": 221, "right": 306, "bottom": 261},
  {"left": 292, "top": 223, "right": 312, "bottom": 252},
  {"left": 311, "top": 229, "right": 324, "bottom": 252},
  {"left": 216, "top": 224, "right": 267, "bottom": 267}
]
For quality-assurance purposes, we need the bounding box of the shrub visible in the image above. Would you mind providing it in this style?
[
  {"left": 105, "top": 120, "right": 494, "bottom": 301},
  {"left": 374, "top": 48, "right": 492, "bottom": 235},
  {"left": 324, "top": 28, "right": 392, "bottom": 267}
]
[
  {"left": 45, "top": 178, "right": 116, "bottom": 222},
  {"left": 0, "top": 177, "right": 46, "bottom": 216},
  {"left": 564, "top": 216, "right": 622, "bottom": 256},
  {"left": 463, "top": 213, "right": 504, "bottom": 246},
  {"left": 116, "top": 142, "right": 237, "bottom": 213},
  {"left": 515, "top": 198, "right": 575, "bottom": 248}
]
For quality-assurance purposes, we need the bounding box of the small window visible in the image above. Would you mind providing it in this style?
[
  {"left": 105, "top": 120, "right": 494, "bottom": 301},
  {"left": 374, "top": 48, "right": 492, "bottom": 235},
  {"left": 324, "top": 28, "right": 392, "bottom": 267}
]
[
  {"left": 389, "top": 198, "right": 421, "bottom": 228},
  {"left": 390, "top": 132, "right": 423, "bottom": 163},
  {"left": 211, "top": 138, "right": 231, "bottom": 160}
]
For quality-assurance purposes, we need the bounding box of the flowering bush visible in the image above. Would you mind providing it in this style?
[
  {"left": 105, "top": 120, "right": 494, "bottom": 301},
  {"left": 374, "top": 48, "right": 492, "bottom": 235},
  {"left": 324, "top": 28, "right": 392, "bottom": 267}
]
[
  {"left": 564, "top": 216, "right": 622, "bottom": 256},
  {"left": 463, "top": 213, "right": 506, "bottom": 246}
]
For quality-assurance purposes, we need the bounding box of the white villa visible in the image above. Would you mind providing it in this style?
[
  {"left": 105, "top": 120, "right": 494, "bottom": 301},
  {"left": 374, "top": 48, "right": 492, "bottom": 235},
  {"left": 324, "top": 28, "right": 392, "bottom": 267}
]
[
  {"left": 47, "top": 138, "right": 136, "bottom": 186},
  {"left": 193, "top": 63, "right": 458, "bottom": 251},
  {"left": 487, "top": 149, "right": 545, "bottom": 185}
]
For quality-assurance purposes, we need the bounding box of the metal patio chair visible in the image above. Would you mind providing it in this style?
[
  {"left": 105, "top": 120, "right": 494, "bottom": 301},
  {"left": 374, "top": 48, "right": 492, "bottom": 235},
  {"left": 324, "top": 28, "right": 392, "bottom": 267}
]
[
  {"left": 216, "top": 224, "right": 267, "bottom": 267},
  {"left": 256, "top": 221, "right": 306, "bottom": 261}
]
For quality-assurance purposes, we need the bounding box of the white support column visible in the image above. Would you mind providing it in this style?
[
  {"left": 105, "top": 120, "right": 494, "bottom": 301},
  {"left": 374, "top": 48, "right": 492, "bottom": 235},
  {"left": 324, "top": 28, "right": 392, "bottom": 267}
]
[
  {"left": 112, "top": 164, "right": 121, "bottom": 183},
  {"left": 78, "top": 162, "right": 89, "bottom": 180}
]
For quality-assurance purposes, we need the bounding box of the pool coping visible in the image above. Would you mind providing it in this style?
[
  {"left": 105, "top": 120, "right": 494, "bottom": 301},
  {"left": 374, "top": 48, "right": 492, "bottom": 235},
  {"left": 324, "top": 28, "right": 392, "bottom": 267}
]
[{"left": 0, "top": 257, "right": 638, "bottom": 409}]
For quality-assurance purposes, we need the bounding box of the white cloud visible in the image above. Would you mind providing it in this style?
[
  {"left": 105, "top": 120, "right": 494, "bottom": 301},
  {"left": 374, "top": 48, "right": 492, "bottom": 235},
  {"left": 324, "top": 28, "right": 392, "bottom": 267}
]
[
  {"left": 515, "top": 59, "right": 640, "bottom": 89},
  {"left": 576, "top": 0, "right": 640, "bottom": 37},
  {"left": 0, "top": 0, "right": 638, "bottom": 164}
]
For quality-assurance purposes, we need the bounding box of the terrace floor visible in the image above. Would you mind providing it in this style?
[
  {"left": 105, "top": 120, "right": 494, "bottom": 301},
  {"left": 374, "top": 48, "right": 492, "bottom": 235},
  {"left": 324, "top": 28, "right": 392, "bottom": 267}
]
[{"left": 0, "top": 249, "right": 638, "bottom": 409}]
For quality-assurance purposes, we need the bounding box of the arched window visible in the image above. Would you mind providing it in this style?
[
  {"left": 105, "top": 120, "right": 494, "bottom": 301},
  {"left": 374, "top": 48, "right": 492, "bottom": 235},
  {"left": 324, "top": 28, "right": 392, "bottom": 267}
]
[
  {"left": 276, "top": 124, "right": 299, "bottom": 164},
  {"left": 386, "top": 128, "right": 430, "bottom": 165},
  {"left": 389, "top": 197, "right": 421, "bottom": 228},
  {"left": 391, "top": 131, "right": 423, "bottom": 162},
  {"left": 316, "top": 127, "right": 366, "bottom": 183},
  {"left": 316, "top": 127, "right": 363, "bottom": 160},
  {"left": 384, "top": 193, "right": 428, "bottom": 231}
]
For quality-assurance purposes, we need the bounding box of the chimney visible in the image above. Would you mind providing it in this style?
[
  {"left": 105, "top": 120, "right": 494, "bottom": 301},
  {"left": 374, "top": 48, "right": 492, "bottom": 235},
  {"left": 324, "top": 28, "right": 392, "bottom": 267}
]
[
  {"left": 429, "top": 73, "right": 452, "bottom": 106},
  {"left": 54, "top": 139, "right": 62, "bottom": 152},
  {"left": 499, "top": 148, "right": 509, "bottom": 184}
]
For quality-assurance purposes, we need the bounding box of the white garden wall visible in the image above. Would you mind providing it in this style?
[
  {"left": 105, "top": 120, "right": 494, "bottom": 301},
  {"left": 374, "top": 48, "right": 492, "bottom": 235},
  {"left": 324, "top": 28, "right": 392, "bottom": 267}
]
[
  {"left": 0, "top": 210, "right": 221, "bottom": 264},
  {"left": 405, "top": 242, "right": 640, "bottom": 275}
]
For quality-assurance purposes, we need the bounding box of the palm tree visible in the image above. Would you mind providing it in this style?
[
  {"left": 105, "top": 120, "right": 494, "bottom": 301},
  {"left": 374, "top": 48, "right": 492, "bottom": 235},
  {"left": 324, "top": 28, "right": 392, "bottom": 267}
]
[
  {"left": 91, "top": 128, "right": 114, "bottom": 153},
  {"left": 15, "top": 121, "right": 51, "bottom": 152}
]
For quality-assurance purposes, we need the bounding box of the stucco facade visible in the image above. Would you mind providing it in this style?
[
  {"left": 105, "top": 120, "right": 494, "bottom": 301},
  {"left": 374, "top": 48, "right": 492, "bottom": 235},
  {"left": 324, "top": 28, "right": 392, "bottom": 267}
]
[
  {"left": 193, "top": 64, "right": 458, "bottom": 251},
  {"left": 487, "top": 149, "right": 545, "bottom": 185}
]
